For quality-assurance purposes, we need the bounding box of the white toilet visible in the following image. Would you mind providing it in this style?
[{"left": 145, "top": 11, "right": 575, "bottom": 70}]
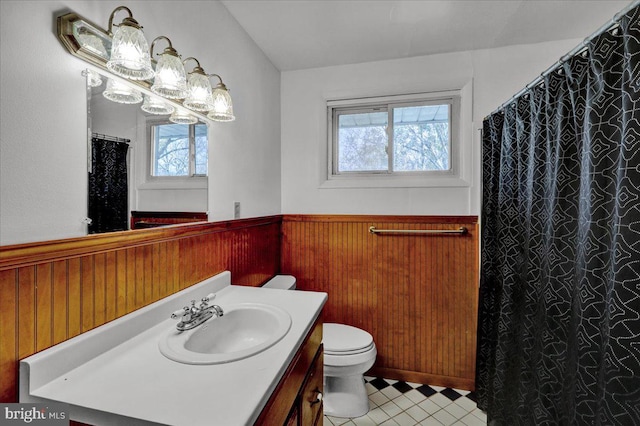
[{"left": 263, "top": 275, "right": 377, "bottom": 418}]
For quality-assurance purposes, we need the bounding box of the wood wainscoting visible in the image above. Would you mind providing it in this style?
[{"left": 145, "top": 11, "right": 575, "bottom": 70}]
[
  {"left": 0, "top": 216, "right": 281, "bottom": 402},
  {"left": 281, "top": 215, "right": 479, "bottom": 390}
]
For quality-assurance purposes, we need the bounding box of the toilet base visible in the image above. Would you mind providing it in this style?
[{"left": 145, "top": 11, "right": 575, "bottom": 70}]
[{"left": 323, "top": 375, "right": 370, "bottom": 418}]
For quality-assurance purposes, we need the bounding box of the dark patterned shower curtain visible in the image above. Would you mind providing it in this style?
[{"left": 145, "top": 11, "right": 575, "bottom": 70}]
[
  {"left": 477, "top": 5, "right": 640, "bottom": 425},
  {"left": 88, "top": 136, "right": 129, "bottom": 234}
]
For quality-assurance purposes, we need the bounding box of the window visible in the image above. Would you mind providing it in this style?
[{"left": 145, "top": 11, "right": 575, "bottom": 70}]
[
  {"left": 332, "top": 97, "right": 453, "bottom": 176},
  {"left": 150, "top": 122, "right": 208, "bottom": 177},
  {"left": 327, "top": 91, "right": 464, "bottom": 187}
]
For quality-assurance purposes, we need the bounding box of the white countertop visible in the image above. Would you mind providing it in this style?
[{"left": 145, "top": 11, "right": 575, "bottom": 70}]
[{"left": 20, "top": 271, "right": 327, "bottom": 426}]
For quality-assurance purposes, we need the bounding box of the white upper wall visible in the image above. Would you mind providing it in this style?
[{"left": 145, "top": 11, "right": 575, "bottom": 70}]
[
  {"left": 0, "top": 0, "right": 281, "bottom": 245},
  {"left": 280, "top": 38, "right": 580, "bottom": 216}
]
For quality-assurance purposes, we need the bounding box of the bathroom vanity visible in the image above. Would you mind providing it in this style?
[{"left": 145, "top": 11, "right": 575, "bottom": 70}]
[
  {"left": 256, "top": 317, "right": 323, "bottom": 425},
  {"left": 19, "top": 271, "right": 327, "bottom": 425}
]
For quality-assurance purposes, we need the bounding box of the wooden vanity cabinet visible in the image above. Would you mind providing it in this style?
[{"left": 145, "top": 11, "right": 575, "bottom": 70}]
[{"left": 255, "top": 316, "right": 323, "bottom": 426}]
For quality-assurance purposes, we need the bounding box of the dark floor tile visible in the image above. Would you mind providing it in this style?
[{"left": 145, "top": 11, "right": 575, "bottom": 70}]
[
  {"left": 441, "top": 387, "right": 462, "bottom": 401},
  {"left": 368, "top": 377, "right": 390, "bottom": 390},
  {"left": 392, "top": 381, "right": 413, "bottom": 393},
  {"left": 416, "top": 384, "right": 437, "bottom": 397},
  {"left": 465, "top": 391, "right": 478, "bottom": 402}
]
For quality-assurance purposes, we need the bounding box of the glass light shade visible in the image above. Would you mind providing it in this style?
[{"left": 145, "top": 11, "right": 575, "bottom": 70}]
[
  {"left": 207, "top": 87, "right": 235, "bottom": 122},
  {"left": 183, "top": 72, "right": 214, "bottom": 112},
  {"left": 107, "top": 24, "right": 154, "bottom": 80},
  {"left": 103, "top": 79, "right": 143, "bottom": 104},
  {"left": 141, "top": 95, "right": 175, "bottom": 115},
  {"left": 151, "top": 52, "right": 188, "bottom": 99},
  {"left": 86, "top": 70, "right": 103, "bottom": 88},
  {"left": 169, "top": 110, "right": 198, "bottom": 124}
]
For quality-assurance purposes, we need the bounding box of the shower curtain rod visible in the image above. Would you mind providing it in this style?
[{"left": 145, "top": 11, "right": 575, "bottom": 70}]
[
  {"left": 485, "top": 0, "right": 640, "bottom": 120},
  {"left": 92, "top": 132, "right": 130, "bottom": 144}
]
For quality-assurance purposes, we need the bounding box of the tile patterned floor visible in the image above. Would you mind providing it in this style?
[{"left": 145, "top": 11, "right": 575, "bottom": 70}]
[{"left": 323, "top": 376, "right": 487, "bottom": 426}]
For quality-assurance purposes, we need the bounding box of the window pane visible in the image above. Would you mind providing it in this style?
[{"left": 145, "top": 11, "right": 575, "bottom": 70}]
[
  {"left": 194, "top": 124, "right": 208, "bottom": 175},
  {"left": 337, "top": 111, "right": 388, "bottom": 172},
  {"left": 393, "top": 104, "right": 450, "bottom": 171},
  {"left": 153, "top": 124, "right": 189, "bottom": 176}
]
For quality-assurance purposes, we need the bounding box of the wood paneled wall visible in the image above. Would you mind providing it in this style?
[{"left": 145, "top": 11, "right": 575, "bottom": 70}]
[
  {"left": 281, "top": 215, "right": 479, "bottom": 390},
  {"left": 0, "top": 217, "right": 281, "bottom": 402},
  {"left": 0, "top": 213, "right": 480, "bottom": 403}
]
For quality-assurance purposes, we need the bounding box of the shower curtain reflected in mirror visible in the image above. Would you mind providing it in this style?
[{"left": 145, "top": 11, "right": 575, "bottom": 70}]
[
  {"left": 88, "top": 135, "right": 129, "bottom": 234},
  {"left": 477, "top": 4, "right": 640, "bottom": 425}
]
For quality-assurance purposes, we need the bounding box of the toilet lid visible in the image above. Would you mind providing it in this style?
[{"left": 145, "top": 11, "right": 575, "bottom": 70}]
[{"left": 323, "top": 323, "right": 374, "bottom": 353}]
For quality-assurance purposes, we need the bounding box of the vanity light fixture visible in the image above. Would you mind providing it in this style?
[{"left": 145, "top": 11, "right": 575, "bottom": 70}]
[
  {"left": 106, "top": 6, "right": 154, "bottom": 81},
  {"left": 103, "top": 78, "right": 143, "bottom": 104},
  {"left": 150, "top": 36, "right": 188, "bottom": 99},
  {"left": 141, "top": 94, "right": 175, "bottom": 115},
  {"left": 57, "top": 7, "right": 236, "bottom": 123},
  {"left": 169, "top": 109, "right": 198, "bottom": 125},
  {"left": 182, "top": 57, "right": 215, "bottom": 112},
  {"left": 208, "top": 75, "right": 235, "bottom": 122}
]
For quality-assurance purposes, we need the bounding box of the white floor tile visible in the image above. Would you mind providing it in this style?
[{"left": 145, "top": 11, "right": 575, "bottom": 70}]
[
  {"left": 454, "top": 397, "right": 477, "bottom": 412},
  {"left": 432, "top": 409, "right": 458, "bottom": 426},
  {"left": 405, "top": 389, "right": 428, "bottom": 404},
  {"left": 352, "top": 415, "right": 379, "bottom": 426},
  {"left": 370, "top": 391, "right": 391, "bottom": 407},
  {"left": 459, "top": 413, "right": 486, "bottom": 426},
  {"left": 381, "top": 385, "right": 403, "bottom": 400},
  {"left": 429, "top": 393, "right": 454, "bottom": 408},
  {"left": 394, "top": 395, "right": 416, "bottom": 410},
  {"left": 394, "top": 412, "right": 419, "bottom": 426},
  {"left": 406, "top": 405, "right": 429, "bottom": 422},
  {"left": 430, "top": 385, "right": 446, "bottom": 392},
  {"left": 418, "top": 399, "right": 442, "bottom": 415},
  {"left": 380, "top": 419, "right": 401, "bottom": 426},
  {"left": 380, "top": 401, "right": 403, "bottom": 418},
  {"left": 367, "top": 407, "right": 392, "bottom": 424},
  {"left": 444, "top": 403, "right": 469, "bottom": 420},
  {"left": 419, "top": 417, "right": 445, "bottom": 426},
  {"left": 470, "top": 409, "right": 487, "bottom": 421}
]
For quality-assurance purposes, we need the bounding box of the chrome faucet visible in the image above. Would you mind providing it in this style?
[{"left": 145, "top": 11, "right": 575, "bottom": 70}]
[{"left": 171, "top": 293, "right": 224, "bottom": 331}]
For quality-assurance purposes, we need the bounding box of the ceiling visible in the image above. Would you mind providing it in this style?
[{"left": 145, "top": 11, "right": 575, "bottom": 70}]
[{"left": 221, "top": 0, "right": 633, "bottom": 71}]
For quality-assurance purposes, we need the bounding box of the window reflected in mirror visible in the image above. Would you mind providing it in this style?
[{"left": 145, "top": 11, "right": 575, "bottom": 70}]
[{"left": 150, "top": 122, "right": 208, "bottom": 177}]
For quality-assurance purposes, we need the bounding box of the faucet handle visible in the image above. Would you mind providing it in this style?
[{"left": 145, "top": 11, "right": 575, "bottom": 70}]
[
  {"left": 171, "top": 307, "right": 189, "bottom": 319},
  {"left": 202, "top": 293, "right": 215, "bottom": 303}
]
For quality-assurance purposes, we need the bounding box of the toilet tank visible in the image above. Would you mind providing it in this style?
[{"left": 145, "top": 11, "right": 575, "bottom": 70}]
[{"left": 263, "top": 275, "right": 296, "bottom": 290}]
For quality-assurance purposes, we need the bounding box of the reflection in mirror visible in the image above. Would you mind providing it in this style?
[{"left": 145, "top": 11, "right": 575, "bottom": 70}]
[{"left": 86, "top": 69, "right": 209, "bottom": 234}]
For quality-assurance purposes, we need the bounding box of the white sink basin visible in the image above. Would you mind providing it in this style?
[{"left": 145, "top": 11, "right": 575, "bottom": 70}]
[{"left": 158, "top": 303, "right": 292, "bottom": 364}]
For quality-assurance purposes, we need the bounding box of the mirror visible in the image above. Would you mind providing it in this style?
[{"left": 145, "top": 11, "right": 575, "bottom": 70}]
[{"left": 87, "top": 69, "right": 208, "bottom": 233}]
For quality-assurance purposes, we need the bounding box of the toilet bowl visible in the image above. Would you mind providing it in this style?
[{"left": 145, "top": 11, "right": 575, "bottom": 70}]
[{"left": 262, "top": 275, "right": 377, "bottom": 418}]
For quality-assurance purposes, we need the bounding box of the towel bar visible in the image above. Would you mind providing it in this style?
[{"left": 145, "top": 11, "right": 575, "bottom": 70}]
[{"left": 368, "top": 226, "right": 468, "bottom": 235}]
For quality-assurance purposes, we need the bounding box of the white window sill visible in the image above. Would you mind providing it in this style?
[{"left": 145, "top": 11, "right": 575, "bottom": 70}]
[
  {"left": 138, "top": 177, "right": 207, "bottom": 190},
  {"left": 320, "top": 174, "right": 471, "bottom": 189}
]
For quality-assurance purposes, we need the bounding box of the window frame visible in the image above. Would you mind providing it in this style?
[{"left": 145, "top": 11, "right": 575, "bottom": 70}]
[
  {"left": 326, "top": 90, "right": 464, "bottom": 188},
  {"left": 147, "top": 119, "right": 208, "bottom": 181}
]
